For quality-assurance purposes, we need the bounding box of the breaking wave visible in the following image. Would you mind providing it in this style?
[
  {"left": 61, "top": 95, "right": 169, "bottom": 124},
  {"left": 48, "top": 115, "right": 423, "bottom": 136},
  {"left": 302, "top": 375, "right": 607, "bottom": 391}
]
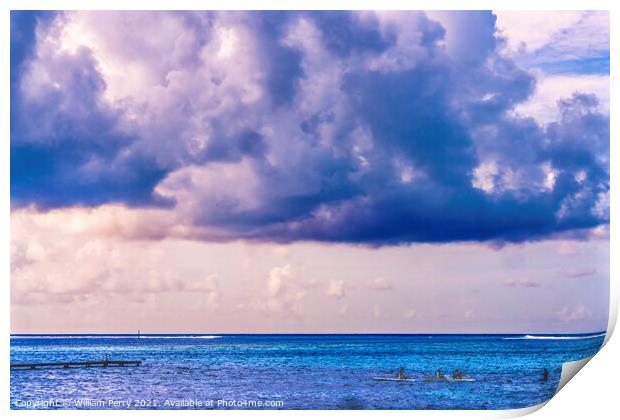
[{"left": 504, "top": 333, "right": 605, "bottom": 340}]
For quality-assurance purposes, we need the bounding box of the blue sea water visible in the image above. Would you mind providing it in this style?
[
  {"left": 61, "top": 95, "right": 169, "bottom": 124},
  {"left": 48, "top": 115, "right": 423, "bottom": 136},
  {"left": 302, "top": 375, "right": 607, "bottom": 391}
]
[{"left": 10, "top": 333, "right": 605, "bottom": 410}]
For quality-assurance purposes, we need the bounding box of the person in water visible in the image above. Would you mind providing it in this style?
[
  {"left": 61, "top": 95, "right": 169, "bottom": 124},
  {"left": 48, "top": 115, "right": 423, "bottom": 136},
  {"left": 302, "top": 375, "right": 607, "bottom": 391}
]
[
  {"left": 543, "top": 368, "right": 549, "bottom": 382},
  {"left": 398, "top": 367, "right": 407, "bottom": 379},
  {"left": 452, "top": 369, "right": 464, "bottom": 379}
]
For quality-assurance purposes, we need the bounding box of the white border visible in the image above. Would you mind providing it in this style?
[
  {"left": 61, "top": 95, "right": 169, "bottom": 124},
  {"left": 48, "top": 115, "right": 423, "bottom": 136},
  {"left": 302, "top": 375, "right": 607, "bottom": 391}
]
[{"left": 1, "top": 1, "right": 616, "bottom": 418}]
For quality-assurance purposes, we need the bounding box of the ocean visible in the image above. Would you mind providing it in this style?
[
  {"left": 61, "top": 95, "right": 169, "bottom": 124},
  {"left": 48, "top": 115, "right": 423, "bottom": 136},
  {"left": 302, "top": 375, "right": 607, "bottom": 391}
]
[{"left": 10, "top": 333, "right": 605, "bottom": 410}]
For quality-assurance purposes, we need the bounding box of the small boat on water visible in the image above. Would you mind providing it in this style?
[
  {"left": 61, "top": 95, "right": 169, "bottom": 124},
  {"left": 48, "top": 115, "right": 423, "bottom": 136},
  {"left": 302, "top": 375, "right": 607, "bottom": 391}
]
[{"left": 373, "top": 377, "right": 416, "bottom": 382}]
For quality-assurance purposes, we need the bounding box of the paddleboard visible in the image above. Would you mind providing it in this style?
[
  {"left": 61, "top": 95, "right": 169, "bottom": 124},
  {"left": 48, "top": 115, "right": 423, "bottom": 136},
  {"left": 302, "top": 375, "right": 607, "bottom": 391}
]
[{"left": 373, "top": 377, "right": 416, "bottom": 382}]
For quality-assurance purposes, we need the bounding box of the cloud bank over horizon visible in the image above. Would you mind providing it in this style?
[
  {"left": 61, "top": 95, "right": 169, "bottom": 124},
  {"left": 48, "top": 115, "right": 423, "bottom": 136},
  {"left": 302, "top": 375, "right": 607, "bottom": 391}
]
[{"left": 11, "top": 11, "right": 610, "bottom": 246}]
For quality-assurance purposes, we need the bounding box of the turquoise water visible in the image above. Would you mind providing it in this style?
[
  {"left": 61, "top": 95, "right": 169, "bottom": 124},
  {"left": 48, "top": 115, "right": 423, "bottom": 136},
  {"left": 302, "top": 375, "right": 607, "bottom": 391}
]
[{"left": 10, "top": 333, "right": 605, "bottom": 410}]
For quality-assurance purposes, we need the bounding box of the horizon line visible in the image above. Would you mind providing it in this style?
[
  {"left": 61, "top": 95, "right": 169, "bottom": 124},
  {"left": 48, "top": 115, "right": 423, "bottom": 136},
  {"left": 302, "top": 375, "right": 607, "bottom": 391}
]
[{"left": 10, "top": 331, "right": 607, "bottom": 336}]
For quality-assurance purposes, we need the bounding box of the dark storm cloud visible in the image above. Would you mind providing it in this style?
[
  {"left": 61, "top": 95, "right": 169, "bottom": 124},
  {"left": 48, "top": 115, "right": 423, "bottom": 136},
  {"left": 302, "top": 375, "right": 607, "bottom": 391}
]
[
  {"left": 11, "top": 18, "right": 168, "bottom": 208},
  {"left": 10, "top": 11, "right": 610, "bottom": 244},
  {"left": 306, "top": 10, "right": 395, "bottom": 57}
]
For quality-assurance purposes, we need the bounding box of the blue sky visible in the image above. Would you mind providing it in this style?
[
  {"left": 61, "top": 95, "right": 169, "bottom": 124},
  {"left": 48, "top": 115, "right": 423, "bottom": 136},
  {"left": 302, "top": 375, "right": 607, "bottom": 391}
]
[{"left": 10, "top": 11, "right": 610, "bottom": 333}]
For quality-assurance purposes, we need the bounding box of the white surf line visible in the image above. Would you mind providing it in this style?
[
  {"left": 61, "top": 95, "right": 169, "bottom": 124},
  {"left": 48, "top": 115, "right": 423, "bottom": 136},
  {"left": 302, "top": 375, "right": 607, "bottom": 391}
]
[{"left": 503, "top": 333, "right": 606, "bottom": 340}]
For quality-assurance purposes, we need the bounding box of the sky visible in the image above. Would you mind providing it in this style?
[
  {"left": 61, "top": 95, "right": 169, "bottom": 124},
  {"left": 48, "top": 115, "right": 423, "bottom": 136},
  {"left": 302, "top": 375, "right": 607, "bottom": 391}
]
[{"left": 10, "top": 11, "right": 609, "bottom": 334}]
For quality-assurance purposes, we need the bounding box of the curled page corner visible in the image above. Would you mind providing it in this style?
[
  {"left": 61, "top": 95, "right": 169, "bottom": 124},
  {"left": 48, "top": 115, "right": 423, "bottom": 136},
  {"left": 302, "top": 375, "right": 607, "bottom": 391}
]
[
  {"left": 555, "top": 355, "right": 594, "bottom": 395},
  {"left": 555, "top": 327, "right": 612, "bottom": 396},
  {"left": 504, "top": 354, "right": 600, "bottom": 418}
]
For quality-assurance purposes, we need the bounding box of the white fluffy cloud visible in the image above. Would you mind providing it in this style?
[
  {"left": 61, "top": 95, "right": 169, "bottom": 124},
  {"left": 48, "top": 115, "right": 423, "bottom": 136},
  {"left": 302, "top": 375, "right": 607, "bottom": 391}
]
[
  {"left": 514, "top": 73, "right": 609, "bottom": 123},
  {"left": 558, "top": 304, "right": 592, "bottom": 322},
  {"left": 495, "top": 11, "right": 583, "bottom": 52},
  {"left": 495, "top": 11, "right": 608, "bottom": 59},
  {"left": 11, "top": 206, "right": 222, "bottom": 305},
  {"left": 367, "top": 277, "right": 393, "bottom": 291},
  {"left": 326, "top": 280, "right": 346, "bottom": 299},
  {"left": 11, "top": 236, "right": 220, "bottom": 304},
  {"left": 258, "top": 264, "right": 313, "bottom": 315}
]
